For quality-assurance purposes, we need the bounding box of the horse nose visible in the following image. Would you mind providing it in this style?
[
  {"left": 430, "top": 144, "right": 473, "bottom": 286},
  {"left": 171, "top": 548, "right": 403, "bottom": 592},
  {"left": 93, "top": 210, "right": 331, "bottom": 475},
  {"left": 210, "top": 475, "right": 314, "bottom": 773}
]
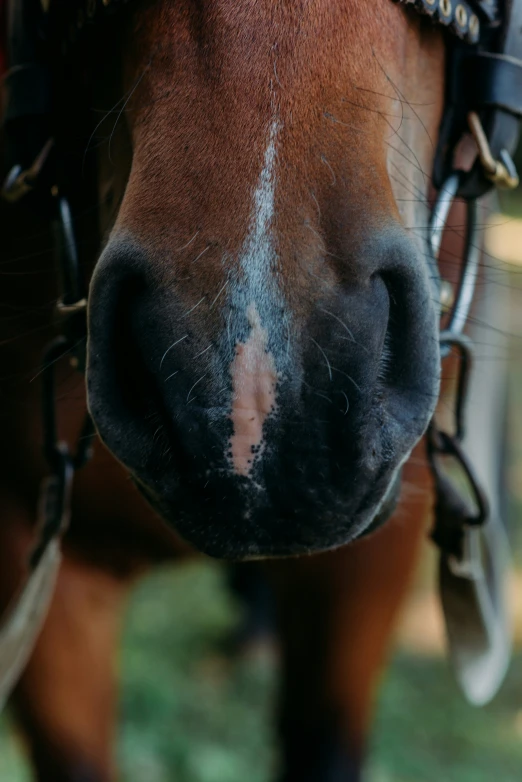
[{"left": 87, "top": 230, "right": 440, "bottom": 558}]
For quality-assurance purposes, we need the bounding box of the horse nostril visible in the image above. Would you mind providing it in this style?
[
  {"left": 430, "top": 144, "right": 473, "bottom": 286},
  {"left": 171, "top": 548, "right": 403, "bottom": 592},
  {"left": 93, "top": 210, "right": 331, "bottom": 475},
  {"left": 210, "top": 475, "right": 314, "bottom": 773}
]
[
  {"left": 372, "top": 257, "right": 439, "bottom": 433},
  {"left": 102, "top": 277, "right": 151, "bottom": 413},
  {"left": 87, "top": 240, "right": 171, "bottom": 468}
]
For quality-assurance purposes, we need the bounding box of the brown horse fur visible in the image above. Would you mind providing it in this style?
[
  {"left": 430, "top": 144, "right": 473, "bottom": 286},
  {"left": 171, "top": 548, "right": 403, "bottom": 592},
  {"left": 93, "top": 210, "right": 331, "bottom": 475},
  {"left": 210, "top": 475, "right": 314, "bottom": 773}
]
[
  {"left": 0, "top": 0, "right": 463, "bottom": 779},
  {"left": 85, "top": 0, "right": 446, "bottom": 558}
]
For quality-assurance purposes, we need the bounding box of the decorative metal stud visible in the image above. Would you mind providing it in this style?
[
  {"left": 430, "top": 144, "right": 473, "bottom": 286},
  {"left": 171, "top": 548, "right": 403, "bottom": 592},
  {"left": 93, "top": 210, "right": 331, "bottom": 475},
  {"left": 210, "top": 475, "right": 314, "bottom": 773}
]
[
  {"left": 455, "top": 3, "right": 468, "bottom": 26},
  {"left": 422, "top": 0, "right": 438, "bottom": 18},
  {"left": 468, "top": 13, "right": 480, "bottom": 38},
  {"left": 397, "top": 0, "right": 488, "bottom": 42},
  {"left": 440, "top": 0, "right": 452, "bottom": 18}
]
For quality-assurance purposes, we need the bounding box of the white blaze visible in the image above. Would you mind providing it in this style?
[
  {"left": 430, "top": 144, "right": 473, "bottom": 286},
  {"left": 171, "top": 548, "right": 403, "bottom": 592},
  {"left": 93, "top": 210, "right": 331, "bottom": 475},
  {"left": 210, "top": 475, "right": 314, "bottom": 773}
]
[
  {"left": 228, "top": 118, "right": 281, "bottom": 477},
  {"left": 239, "top": 117, "right": 280, "bottom": 291},
  {"left": 229, "top": 303, "right": 278, "bottom": 477}
]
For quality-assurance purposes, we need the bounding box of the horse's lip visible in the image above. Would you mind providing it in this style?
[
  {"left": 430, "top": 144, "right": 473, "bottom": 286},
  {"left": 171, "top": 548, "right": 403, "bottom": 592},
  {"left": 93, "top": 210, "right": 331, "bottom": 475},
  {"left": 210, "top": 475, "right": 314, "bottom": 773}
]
[
  {"left": 130, "top": 459, "right": 405, "bottom": 560},
  {"left": 358, "top": 466, "right": 403, "bottom": 538},
  {"left": 245, "top": 465, "right": 405, "bottom": 558}
]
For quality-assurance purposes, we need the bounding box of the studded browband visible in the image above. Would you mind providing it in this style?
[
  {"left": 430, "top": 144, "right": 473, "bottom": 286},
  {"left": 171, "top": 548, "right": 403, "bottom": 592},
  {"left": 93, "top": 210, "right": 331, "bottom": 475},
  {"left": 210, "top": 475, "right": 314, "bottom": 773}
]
[
  {"left": 31, "top": 0, "right": 503, "bottom": 50},
  {"left": 43, "top": 0, "right": 502, "bottom": 49},
  {"left": 396, "top": 0, "right": 498, "bottom": 43},
  {"left": 44, "top": 0, "right": 499, "bottom": 48},
  {"left": 37, "top": 0, "right": 502, "bottom": 49}
]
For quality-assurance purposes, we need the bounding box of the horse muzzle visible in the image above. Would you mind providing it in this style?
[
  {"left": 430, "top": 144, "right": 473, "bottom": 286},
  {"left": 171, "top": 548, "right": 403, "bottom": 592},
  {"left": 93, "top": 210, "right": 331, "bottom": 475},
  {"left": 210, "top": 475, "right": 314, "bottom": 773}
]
[{"left": 86, "top": 230, "right": 440, "bottom": 559}]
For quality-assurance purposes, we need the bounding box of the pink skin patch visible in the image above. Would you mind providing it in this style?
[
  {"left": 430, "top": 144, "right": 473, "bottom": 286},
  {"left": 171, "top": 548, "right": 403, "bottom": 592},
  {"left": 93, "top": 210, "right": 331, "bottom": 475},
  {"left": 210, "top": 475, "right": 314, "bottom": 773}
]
[{"left": 229, "top": 303, "right": 278, "bottom": 477}]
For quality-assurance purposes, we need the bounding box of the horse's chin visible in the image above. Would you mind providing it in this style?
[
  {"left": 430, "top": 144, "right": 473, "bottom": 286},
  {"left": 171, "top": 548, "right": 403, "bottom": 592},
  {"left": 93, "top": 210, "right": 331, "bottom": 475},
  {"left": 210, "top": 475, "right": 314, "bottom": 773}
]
[{"left": 131, "top": 465, "right": 405, "bottom": 560}]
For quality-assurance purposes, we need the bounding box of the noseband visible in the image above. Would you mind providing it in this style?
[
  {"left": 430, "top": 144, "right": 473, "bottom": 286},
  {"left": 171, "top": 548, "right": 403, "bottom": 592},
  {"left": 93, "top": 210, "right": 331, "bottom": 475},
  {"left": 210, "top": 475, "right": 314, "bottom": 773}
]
[{"left": 1, "top": 0, "right": 522, "bottom": 708}]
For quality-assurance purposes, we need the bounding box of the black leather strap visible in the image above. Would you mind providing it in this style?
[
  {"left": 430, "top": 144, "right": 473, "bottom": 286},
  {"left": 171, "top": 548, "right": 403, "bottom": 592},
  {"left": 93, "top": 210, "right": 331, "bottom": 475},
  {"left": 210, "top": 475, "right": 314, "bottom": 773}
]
[
  {"left": 434, "top": 0, "right": 522, "bottom": 197},
  {"left": 463, "top": 53, "right": 522, "bottom": 116},
  {"left": 3, "top": 64, "right": 51, "bottom": 122},
  {"left": 2, "top": 0, "right": 52, "bottom": 171}
]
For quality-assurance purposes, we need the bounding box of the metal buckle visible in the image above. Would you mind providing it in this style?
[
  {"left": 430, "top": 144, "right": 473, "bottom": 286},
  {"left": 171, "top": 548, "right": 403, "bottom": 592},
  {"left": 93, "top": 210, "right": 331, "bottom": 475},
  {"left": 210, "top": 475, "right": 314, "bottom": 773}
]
[
  {"left": 467, "top": 111, "right": 520, "bottom": 190},
  {"left": 1, "top": 139, "right": 56, "bottom": 204},
  {"left": 51, "top": 192, "right": 89, "bottom": 370}
]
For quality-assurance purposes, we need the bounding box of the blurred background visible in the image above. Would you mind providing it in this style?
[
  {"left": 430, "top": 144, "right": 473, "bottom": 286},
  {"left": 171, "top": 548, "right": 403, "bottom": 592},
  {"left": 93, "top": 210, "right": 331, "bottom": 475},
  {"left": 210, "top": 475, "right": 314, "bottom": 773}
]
[{"left": 2, "top": 198, "right": 522, "bottom": 781}]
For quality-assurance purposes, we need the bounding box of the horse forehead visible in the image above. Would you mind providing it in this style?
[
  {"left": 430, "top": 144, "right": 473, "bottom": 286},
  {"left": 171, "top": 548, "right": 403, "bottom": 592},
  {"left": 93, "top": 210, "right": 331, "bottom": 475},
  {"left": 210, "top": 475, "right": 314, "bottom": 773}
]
[
  {"left": 125, "top": 0, "right": 443, "bottom": 164},
  {"left": 134, "top": 0, "right": 412, "bottom": 83},
  {"left": 124, "top": 0, "right": 427, "bottom": 164},
  {"left": 116, "top": 0, "right": 444, "bottom": 249}
]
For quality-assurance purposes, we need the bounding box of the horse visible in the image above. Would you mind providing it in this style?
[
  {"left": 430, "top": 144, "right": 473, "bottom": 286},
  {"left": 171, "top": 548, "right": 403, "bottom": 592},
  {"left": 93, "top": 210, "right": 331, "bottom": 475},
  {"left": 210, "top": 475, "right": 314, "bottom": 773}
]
[{"left": 0, "top": 0, "right": 519, "bottom": 779}]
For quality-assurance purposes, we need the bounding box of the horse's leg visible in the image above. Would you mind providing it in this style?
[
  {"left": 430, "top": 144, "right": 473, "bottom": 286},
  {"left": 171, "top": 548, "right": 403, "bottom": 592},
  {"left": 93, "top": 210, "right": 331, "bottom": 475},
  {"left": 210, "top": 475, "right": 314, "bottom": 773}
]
[
  {"left": 226, "top": 562, "right": 276, "bottom": 652},
  {"left": 0, "top": 500, "right": 131, "bottom": 782},
  {"left": 269, "top": 455, "right": 431, "bottom": 782}
]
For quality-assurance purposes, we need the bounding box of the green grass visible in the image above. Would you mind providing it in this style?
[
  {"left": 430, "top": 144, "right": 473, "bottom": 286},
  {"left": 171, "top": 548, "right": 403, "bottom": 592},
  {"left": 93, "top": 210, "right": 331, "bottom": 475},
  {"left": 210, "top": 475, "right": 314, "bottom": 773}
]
[
  {"left": 116, "top": 563, "right": 277, "bottom": 782},
  {"left": 3, "top": 561, "right": 522, "bottom": 782},
  {"left": 370, "top": 656, "right": 522, "bottom": 782}
]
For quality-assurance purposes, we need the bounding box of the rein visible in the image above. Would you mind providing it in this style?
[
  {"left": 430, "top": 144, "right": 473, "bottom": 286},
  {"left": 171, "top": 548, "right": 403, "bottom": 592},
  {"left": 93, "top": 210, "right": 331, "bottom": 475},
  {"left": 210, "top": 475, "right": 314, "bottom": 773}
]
[
  {"left": 1, "top": 0, "right": 522, "bottom": 708},
  {"left": 0, "top": 155, "right": 94, "bottom": 708}
]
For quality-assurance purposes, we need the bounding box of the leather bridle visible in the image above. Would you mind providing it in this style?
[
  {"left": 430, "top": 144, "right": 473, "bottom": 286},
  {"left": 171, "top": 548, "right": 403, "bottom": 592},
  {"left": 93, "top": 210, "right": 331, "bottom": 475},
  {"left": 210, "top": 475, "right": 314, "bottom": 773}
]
[{"left": 1, "top": 0, "right": 522, "bottom": 709}]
